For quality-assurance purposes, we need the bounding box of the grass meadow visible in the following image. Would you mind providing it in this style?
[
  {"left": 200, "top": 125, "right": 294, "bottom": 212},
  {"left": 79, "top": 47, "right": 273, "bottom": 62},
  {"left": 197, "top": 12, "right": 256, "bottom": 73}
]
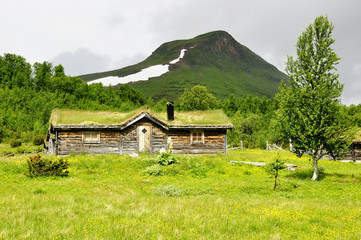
[{"left": 1, "top": 149, "right": 361, "bottom": 239}]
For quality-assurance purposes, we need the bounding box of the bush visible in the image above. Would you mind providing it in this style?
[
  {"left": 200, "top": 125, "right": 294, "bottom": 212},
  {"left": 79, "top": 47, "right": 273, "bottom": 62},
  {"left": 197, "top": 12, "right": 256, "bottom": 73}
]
[
  {"left": 21, "top": 131, "right": 34, "bottom": 143},
  {"left": 10, "top": 139, "right": 22, "bottom": 148},
  {"left": 157, "top": 151, "right": 178, "bottom": 166},
  {"left": 153, "top": 185, "right": 186, "bottom": 196},
  {"left": 27, "top": 155, "right": 69, "bottom": 177},
  {"left": 33, "top": 134, "right": 46, "bottom": 146},
  {"left": 143, "top": 164, "right": 163, "bottom": 176}
]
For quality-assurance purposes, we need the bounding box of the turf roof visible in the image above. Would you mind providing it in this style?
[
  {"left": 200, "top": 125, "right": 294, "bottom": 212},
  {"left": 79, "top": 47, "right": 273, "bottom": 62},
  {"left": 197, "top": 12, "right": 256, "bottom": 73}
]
[{"left": 50, "top": 108, "right": 233, "bottom": 127}]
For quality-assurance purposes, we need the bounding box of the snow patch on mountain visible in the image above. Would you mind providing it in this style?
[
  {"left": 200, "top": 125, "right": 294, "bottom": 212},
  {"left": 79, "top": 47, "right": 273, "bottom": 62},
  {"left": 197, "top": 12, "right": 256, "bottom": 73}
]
[
  {"left": 88, "top": 49, "right": 188, "bottom": 86},
  {"left": 169, "top": 49, "right": 187, "bottom": 64}
]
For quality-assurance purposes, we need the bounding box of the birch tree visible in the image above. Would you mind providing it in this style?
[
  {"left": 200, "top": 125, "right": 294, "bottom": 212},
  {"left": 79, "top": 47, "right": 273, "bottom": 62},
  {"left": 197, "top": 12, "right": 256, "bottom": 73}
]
[{"left": 278, "top": 16, "right": 354, "bottom": 180}]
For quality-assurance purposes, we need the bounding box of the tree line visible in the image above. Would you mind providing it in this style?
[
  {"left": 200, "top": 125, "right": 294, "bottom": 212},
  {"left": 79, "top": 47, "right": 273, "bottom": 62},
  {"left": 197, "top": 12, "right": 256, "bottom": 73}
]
[
  {"left": 0, "top": 55, "right": 283, "bottom": 149},
  {"left": 0, "top": 54, "right": 146, "bottom": 142},
  {"left": 1, "top": 16, "right": 361, "bottom": 159}
]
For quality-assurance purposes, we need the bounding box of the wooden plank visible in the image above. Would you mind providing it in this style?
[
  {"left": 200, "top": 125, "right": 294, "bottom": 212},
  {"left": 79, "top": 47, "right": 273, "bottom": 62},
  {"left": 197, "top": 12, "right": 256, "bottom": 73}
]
[{"left": 59, "top": 132, "right": 82, "bottom": 136}]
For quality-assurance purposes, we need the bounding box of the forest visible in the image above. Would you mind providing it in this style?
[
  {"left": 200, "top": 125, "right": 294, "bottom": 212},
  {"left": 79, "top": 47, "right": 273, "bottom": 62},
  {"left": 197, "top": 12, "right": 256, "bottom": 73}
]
[{"left": 1, "top": 53, "right": 361, "bottom": 148}]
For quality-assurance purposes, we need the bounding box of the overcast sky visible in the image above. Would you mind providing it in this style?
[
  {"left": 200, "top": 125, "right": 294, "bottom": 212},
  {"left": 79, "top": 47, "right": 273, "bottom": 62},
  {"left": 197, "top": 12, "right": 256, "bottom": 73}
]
[{"left": 1, "top": 0, "right": 360, "bottom": 105}]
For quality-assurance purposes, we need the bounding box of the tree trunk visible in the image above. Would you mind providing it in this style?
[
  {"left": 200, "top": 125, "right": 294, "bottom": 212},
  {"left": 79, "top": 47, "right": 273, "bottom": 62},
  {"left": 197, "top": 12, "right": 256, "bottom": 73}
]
[
  {"left": 273, "top": 170, "right": 278, "bottom": 190},
  {"left": 311, "top": 157, "right": 318, "bottom": 181}
]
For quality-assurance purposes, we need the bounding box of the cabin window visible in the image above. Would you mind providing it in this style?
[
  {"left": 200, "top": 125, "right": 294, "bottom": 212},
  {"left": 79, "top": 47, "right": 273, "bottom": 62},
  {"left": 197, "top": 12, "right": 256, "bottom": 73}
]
[
  {"left": 191, "top": 131, "right": 204, "bottom": 144},
  {"left": 83, "top": 132, "right": 100, "bottom": 143}
]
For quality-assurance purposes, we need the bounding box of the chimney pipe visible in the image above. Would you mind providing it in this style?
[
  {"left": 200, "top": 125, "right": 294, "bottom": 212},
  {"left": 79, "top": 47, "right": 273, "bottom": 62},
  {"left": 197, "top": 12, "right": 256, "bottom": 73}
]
[{"left": 167, "top": 101, "right": 174, "bottom": 121}]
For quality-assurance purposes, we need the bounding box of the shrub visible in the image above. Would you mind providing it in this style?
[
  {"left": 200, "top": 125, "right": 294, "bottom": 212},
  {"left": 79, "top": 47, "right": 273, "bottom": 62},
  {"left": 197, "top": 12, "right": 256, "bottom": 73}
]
[
  {"left": 156, "top": 138, "right": 178, "bottom": 166},
  {"left": 27, "top": 155, "right": 69, "bottom": 177},
  {"left": 10, "top": 139, "right": 22, "bottom": 148},
  {"left": 33, "top": 134, "right": 46, "bottom": 146},
  {"left": 153, "top": 185, "right": 186, "bottom": 196},
  {"left": 157, "top": 151, "right": 178, "bottom": 166},
  {"left": 21, "top": 131, "right": 34, "bottom": 143},
  {"left": 143, "top": 164, "right": 163, "bottom": 176}
]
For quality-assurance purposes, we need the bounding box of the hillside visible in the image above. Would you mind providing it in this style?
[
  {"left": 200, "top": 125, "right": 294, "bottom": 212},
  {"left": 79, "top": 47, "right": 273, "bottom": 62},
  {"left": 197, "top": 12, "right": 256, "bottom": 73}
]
[{"left": 79, "top": 31, "right": 289, "bottom": 100}]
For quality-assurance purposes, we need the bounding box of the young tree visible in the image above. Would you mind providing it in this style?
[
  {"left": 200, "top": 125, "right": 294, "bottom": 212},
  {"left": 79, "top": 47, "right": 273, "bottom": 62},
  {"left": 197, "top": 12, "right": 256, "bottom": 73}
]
[
  {"left": 265, "top": 153, "right": 286, "bottom": 190},
  {"left": 278, "top": 16, "right": 354, "bottom": 181}
]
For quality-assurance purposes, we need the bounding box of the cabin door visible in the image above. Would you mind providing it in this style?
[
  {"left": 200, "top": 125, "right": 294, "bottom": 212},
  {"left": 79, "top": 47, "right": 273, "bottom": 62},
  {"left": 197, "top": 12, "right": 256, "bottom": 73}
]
[{"left": 138, "top": 125, "right": 151, "bottom": 153}]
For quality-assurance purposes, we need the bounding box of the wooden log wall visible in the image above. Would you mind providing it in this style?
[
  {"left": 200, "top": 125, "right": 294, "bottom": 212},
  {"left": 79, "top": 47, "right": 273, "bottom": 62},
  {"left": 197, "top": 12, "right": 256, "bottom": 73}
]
[
  {"left": 55, "top": 119, "right": 227, "bottom": 155},
  {"left": 169, "top": 129, "right": 226, "bottom": 154},
  {"left": 57, "top": 131, "right": 121, "bottom": 155},
  {"left": 120, "top": 125, "right": 137, "bottom": 154},
  {"left": 344, "top": 142, "right": 361, "bottom": 160},
  {"left": 152, "top": 125, "right": 167, "bottom": 153}
]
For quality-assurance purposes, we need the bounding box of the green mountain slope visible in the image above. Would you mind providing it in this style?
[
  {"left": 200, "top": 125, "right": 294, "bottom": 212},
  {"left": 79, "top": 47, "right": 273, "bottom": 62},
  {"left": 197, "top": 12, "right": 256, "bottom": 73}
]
[{"left": 79, "top": 31, "right": 288, "bottom": 100}]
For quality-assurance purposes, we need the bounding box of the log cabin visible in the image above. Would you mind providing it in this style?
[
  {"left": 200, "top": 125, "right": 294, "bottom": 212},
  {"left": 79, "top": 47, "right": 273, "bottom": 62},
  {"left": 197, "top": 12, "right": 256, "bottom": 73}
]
[
  {"left": 46, "top": 106, "right": 233, "bottom": 156},
  {"left": 345, "top": 131, "right": 361, "bottom": 161}
]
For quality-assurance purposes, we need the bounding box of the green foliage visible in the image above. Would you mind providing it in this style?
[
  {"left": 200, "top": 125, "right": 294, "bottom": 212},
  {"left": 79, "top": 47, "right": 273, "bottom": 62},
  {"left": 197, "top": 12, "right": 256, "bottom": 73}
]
[
  {"left": 0, "top": 53, "right": 32, "bottom": 88},
  {"left": 54, "top": 64, "right": 65, "bottom": 78},
  {"left": 0, "top": 124, "right": 4, "bottom": 143},
  {"left": 157, "top": 137, "right": 178, "bottom": 166},
  {"left": 157, "top": 151, "right": 178, "bottom": 166},
  {"left": 265, "top": 153, "right": 286, "bottom": 190},
  {"left": 26, "top": 155, "right": 69, "bottom": 177},
  {"left": 278, "top": 16, "right": 354, "bottom": 180},
  {"left": 153, "top": 185, "right": 186, "bottom": 196},
  {"left": 179, "top": 85, "right": 217, "bottom": 110},
  {"left": 33, "top": 61, "right": 53, "bottom": 90},
  {"left": 10, "top": 139, "right": 22, "bottom": 148},
  {"left": 152, "top": 98, "right": 168, "bottom": 112},
  {"left": 0, "top": 53, "right": 147, "bottom": 142},
  {"left": 143, "top": 139, "right": 178, "bottom": 175},
  {"left": 142, "top": 164, "right": 163, "bottom": 176},
  {"left": 33, "top": 135, "right": 45, "bottom": 146},
  {"left": 342, "top": 104, "right": 361, "bottom": 128}
]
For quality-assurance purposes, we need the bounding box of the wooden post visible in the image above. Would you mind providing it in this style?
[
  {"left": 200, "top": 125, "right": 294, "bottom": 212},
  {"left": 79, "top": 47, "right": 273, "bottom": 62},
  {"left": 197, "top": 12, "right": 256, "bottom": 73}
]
[
  {"left": 120, "top": 140, "right": 123, "bottom": 155},
  {"left": 241, "top": 141, "right": 243, "bottom": 149},
  {"left": 224, "top": 132, "right": 227, "bottom": 154},
  {"left": 266, "top": 141, "right": 269, "bottom": 151}
]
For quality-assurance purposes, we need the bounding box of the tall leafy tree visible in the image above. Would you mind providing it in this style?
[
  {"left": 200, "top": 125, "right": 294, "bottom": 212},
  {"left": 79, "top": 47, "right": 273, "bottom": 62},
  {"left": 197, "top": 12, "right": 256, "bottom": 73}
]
[
  {"left": 0, "top": 53, "right": 32, "bottom": 88},
  {"left": 54, "top": 64, "right": 66, "bottom": 78},
  {"left": 33, "top": 61, "right": 53, "bottom": 90},
  {"left": 179, "top": 85, "right": 217, "bottom": 110},
  {"left": 278, "top": 16, "right": 354, "bottom": 180}
]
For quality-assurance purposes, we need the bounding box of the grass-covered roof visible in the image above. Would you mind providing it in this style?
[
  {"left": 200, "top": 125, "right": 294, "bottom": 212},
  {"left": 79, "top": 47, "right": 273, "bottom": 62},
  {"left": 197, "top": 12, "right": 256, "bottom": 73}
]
[{"left": 50, "top": 108, "right": 233, "bottom": 127}]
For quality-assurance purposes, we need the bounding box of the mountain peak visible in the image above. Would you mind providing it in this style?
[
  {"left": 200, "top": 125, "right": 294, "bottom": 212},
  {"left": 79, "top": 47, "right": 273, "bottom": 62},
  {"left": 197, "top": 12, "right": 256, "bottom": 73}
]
[{"left": 80, "top": 30, "right": 288, "bottom": 100}]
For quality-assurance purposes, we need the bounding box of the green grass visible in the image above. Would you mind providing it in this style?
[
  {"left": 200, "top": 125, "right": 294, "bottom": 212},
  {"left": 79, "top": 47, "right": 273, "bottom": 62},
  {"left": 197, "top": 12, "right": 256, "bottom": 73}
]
[
  {"left": 50, "top": 108, "right": 145, "bottom": 125},
  {"left": 0, "top": 143, "right": 43, "bottom": 156},
  {"left": 50, "top": 108, "right": 232, "bottom": 126},
  {"left": 1, "top": 149, "right": 361, "bottom": 239}
]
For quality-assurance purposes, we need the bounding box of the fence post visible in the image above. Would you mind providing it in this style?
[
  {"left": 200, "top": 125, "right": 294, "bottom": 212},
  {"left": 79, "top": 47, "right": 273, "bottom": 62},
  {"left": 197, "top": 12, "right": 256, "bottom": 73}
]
[
  {"left": 266, "top": 141, "right": 269, "bottom": 151},
  {"left": 241, "top": 141, "right": 243, "bottom": 149}
]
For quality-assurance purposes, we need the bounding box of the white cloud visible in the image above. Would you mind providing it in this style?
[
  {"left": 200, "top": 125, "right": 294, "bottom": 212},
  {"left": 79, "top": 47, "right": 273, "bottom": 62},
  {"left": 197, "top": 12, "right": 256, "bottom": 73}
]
[
  {"left": 51, "top": 48, "right": 111, "bottom": 76},
  {"left": 0, "top": 0, "right": 361, "bottom": 104}
]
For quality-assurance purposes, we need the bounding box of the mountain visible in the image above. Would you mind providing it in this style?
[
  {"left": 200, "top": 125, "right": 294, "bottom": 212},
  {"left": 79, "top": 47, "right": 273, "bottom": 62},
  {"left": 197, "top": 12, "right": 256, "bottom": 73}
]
[{"left": 79, "top": 31, "right": 288, "bottom": 100}]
